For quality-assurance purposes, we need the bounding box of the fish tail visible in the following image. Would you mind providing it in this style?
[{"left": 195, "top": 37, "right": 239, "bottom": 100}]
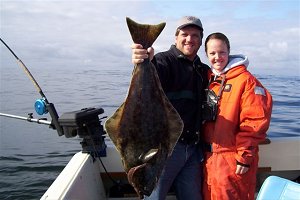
[{"left": 126, "top": 17, "right": 166, "bottom": 49}]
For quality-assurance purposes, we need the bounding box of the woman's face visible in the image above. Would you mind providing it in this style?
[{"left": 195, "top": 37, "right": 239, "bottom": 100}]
[{"left": 206, "top": 38, "right": 229, "bottom": 73}]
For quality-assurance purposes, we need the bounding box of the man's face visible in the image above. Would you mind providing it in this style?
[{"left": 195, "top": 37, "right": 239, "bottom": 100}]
[{"left": 175, "top": 26, "right": 202, "bottom": 61}]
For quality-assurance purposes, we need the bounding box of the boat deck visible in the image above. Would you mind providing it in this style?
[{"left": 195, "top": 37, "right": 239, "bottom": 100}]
[{"left": 41, "top": 137, "right": 300, "bottom": 200}]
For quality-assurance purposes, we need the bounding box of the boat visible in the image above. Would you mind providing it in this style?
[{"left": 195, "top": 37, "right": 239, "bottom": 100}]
[
  {"left": 1, "top": 38, "right": 299, "bottom": 200},
  {"left": 40, "top": 136, "right": 300, "bottom": 200}
]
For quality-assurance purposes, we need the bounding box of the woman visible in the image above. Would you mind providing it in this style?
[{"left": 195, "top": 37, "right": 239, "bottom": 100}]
[{"left": 202, "top": 32, "right": 273, "bottom": 200}]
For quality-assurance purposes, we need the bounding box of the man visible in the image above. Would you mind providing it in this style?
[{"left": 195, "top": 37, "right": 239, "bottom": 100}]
[{"left": 131, "top": 16, "right": 210, "bottom": 200}]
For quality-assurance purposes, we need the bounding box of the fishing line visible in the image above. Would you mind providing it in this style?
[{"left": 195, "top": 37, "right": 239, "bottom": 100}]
[
  {"left": 0, "top": 38, "right": 48, "bottom": 102},
  {"left": 0, "top": 37, "right": 63, "bottom": 135}
]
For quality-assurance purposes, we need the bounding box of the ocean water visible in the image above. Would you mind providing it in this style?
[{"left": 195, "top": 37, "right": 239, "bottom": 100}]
[{"left": 0, "top": 61, "right": 299, "bottom": 199}]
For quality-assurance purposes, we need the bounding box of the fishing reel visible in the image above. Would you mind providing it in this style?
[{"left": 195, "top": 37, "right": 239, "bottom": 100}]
[{"left": 35, "top": 98, "right": 48, "bottom": 115}]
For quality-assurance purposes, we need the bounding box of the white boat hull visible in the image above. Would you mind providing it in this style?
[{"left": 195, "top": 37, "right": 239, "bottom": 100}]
[
  {"left": 41, "top": 137, "right": 300, "bottom": 200},
  {"left": 40, "top": 152, "right": 107, "bottom": 200},
  {"left": 259, "top": 137, "right": 300, "bottom": 171}
]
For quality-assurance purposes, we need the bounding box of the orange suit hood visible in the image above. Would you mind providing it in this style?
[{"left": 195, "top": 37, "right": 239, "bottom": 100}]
[{"left": 211, "top": 54, "right": 249, "bottom": 76}]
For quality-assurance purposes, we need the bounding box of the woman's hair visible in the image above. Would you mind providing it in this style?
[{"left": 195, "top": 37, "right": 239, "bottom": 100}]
[{"left": 205, "top": 32, "right": 230, "bottom": 54}]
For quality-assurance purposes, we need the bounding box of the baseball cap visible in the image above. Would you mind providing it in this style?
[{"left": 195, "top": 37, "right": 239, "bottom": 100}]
[{"left": 177, "top": 16, "right": 203, "bottom": 31}]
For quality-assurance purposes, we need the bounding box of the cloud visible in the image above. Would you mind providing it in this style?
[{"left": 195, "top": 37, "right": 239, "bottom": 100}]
[
  {"left": 1, "top": 0, "right": 299, "bottom": 76},
  {"left": 269, "top": 42, "right": 288, "bottom": 53}
]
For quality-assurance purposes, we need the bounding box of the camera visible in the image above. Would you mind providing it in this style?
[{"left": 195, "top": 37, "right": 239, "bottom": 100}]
[{"left": 202, "top": 89, "right": 218, "bottom": 121}]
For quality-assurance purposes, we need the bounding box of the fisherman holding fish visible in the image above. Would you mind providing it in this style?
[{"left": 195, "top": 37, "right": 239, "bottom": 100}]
[{"left": 131, "top": 16, "right": 209, "bottom": 200}]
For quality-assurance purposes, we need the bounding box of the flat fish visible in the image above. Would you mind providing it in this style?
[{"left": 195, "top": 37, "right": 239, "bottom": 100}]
[{"left": 104, "top": 17, "right": 183, "bottom": 198}]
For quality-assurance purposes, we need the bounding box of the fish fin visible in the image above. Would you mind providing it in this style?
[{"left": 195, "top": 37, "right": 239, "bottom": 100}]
[
  {"left": 127, "top": 163, "right": 148, "bottom": 198},
  {"left": 165, "top": 100, "right": 184, "bottom": 153},
  {"left": 104, "top": 102, "right": 125, "bottom": 149},
  {"left": 126, "top": 17, "right": 166, "bottom": 49}
]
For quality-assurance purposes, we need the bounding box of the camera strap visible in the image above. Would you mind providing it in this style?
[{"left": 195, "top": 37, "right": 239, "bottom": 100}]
[
  {"left": 216, "top": 74, "right": 226, "bottom": 102},
  {"left": 209, "top": 74, "right": 226, "bottom": 103}
]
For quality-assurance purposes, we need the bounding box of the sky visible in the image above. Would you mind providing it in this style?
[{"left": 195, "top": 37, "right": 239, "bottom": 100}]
[{"left": 0, "top": 0, "right": 299, "bottom": 76}]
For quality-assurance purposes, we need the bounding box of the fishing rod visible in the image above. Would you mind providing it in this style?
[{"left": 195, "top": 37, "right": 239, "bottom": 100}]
[
  {"left": 0, "top": 112, "right": 51, "bottom": 125},
  {"left": 0, "top": 38, "right": 107, "bottom": 157},
  {"left": 0, "top": 38, "right": 137, "bottom": 191},
  {"left": 0, "top": 38, "right": 63, "bottom": 136}
]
